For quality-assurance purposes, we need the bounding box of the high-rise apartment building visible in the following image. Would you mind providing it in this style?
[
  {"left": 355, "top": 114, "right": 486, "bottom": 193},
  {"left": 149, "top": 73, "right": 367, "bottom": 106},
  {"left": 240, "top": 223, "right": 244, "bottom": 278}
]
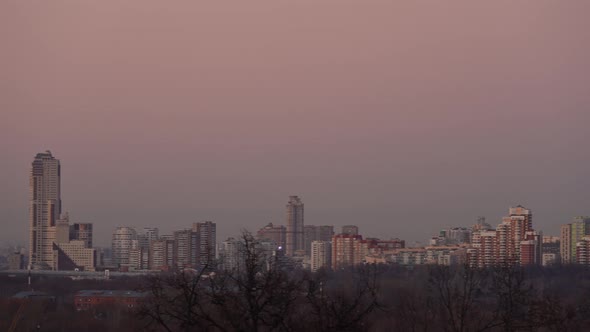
[
  {"left": 174, "top": 229, "right": 199, "bottom": 269},
  {"left": 470, "top": 206, "right": 540, "bottom": 268},
  {"left": 55, "top": 214, "right": 71, "bottom": 244},
  {"left": 29, "top": 151, "right": 62, "bottom": 270},
  {"left": 112, "top": 226, "right": 138, "bottom": 267},
  {"left": 561, "top": 224, "right": 572, "bottom": 264},
  {"left": 286, "top": 196, "right": 304, "bottom": 256},
  {"left": 476, "top": 230, "right": 497, "bottom": 268},
  {"left": 495, "top": 206, "right": 533, "bottom": 265},
  {"left": 509, "top": 205, "right": 533, "bottom": 236},
  {"left": 520, "top": 231, "right": 542, "bottom": 266},
  {"left": 560, "top": 217, "right": 590, "bottom": 264},
  {"left": 193, "top": 221, "right": 217, "bottom": 268},
  {"left": 149, "top": 238, "right": 175, "bottom": 271},
  {"left": 576, "top": 237, "right": 590, "bottom": 265},
  {"left": 219, "top": 237, "right": 244, "bottom": 271},
  {"left": 142, "top": 227, "right": 159, "bottom": 247},
  {"left": 331, "top": 234, "right": 367, "bottom": 269},
  {"left": 311, "top": 241, "right": 332, "bottom": 272},
  {"left": 304, "top": 225, "right": 335, "bottom": 257}
]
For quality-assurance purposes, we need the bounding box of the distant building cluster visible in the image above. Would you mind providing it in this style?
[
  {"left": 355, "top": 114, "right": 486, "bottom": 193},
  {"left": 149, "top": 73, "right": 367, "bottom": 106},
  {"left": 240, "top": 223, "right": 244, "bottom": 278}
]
[
  {"left": 110, "top": 221, "right": 217, "bottom": 272},
  {"left": 252, "top": 196, "right": 405, "bottom": 271},
  {"left": 467, "top": 206, "right": 543, "bottom": 268},
  {"left": 8, "top": 151, "right": 590, "bottom": 273}
]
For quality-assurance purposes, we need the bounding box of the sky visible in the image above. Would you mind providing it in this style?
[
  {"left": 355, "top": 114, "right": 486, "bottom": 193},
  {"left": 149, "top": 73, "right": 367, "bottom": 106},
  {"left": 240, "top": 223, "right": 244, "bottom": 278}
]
[{"left": 1, "top": 1, "right": 590, "bottom": 247}]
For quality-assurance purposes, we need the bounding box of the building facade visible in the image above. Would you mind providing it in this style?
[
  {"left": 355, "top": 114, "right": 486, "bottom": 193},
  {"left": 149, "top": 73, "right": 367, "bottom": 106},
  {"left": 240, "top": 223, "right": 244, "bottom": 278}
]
[
  {"left": 173, "top": 229, "right": 199, "bottom": 269},
  {"left": 219, "top": 237, "right": 244, "bottom": 271},
  {"left": 112, "top": 227, "right": 138, "bottom": 267},
  {"left": 331, "top": 234, "right": 367, "bottom": 269},
  {"left": 310, "top": 240, "right": 332, "bottom": 272},
  {"left": 304, "top": 225, "right": 335, "bottom": 257},
  {"left": 560, "top": 217, "right": 590, "bottom": 264},
  {"left": 54, "top": 240, "right": 96, "bottom": 271},
  {"left": 193, "top": 221, "right": 217, "bottom": 269},
  {"left": 70, "top": 223, "right": 93, "bottom": 248},
  {"left": 149, "top": 239, "right": 174, "bottom": 271}
]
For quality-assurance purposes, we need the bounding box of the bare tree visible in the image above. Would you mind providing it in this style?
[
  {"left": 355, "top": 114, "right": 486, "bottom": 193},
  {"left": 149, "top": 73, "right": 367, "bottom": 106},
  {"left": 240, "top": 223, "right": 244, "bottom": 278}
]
[
  {"left": 140, "top": 231, "right": 304, "bottom": 332},
  {"left": 304, "top": 264, "right": 384, "bottom": 332},
  {"left": 490, "top": 265, "right": 535, "bottom": 332},
  {"left": 428, "top": 264, "right": 499, "bottom": 332},
  {"left": 202, "top": 231, "right": 304, "bottom": 332},
  {"left": 139, "top": 267, "right": 213, "bottom": 332}
]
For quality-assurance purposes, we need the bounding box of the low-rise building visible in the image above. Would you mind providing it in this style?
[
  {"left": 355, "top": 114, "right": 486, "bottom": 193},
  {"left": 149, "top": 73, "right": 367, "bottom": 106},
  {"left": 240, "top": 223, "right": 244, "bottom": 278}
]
[{"left": 74, "top": 290, "right": 149, "bottom": 311}]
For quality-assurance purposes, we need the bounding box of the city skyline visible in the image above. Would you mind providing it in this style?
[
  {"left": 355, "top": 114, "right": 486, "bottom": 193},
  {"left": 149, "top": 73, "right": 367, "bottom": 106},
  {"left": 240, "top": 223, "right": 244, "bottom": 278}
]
[
  {"left": 6, "top": 150, "right": 590, "bottom": 272},
  {"left": 3, "top": 149, "right": 588, "bottom": 248},
  {"left": 3, "top": 1, "right": 590, "bottom": 247}
]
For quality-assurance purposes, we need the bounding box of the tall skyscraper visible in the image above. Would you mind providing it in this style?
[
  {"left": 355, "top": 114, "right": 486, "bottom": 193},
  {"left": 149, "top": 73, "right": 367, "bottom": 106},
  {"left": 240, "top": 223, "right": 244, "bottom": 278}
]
[
  {"left": 286, "top": 196, "right": 304, "bottom": 256},
  {"left": 29, "top": 151, "right": 62, "bottom": 270}
]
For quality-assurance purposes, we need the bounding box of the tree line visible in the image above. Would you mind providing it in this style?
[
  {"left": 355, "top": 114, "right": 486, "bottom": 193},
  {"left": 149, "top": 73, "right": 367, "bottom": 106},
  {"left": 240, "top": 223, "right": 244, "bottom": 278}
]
[{"left": 139, "top": 232, "right": 590, "bottom": 332}]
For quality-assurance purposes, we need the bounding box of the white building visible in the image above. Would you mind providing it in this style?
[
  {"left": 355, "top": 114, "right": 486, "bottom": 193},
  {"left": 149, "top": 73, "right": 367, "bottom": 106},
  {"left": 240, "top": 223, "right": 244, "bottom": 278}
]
[{"left": 310, "top": 241, "right": 331, "bottom": 272}]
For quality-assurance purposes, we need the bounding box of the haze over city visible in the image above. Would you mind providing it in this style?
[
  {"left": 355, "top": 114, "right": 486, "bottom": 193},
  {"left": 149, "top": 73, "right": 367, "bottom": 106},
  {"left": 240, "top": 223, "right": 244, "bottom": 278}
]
[{"left": 2, "top": 1, "right": 590, "bottom": 247}]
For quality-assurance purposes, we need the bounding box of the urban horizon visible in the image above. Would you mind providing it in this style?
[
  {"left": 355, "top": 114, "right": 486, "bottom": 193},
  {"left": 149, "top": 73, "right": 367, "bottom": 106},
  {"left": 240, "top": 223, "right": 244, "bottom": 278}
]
[
  {"left": 1, "top": 150, "right": 581, "bottom": 250},
  {"left": 3, "top": 150, "right": 583, "bottom": 273}
]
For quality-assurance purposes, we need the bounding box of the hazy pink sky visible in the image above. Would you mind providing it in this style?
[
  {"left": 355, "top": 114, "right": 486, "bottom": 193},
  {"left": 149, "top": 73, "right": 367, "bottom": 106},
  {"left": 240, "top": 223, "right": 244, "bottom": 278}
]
[{"left": 2, "top": 1, "right": 590, "bottom": 246}]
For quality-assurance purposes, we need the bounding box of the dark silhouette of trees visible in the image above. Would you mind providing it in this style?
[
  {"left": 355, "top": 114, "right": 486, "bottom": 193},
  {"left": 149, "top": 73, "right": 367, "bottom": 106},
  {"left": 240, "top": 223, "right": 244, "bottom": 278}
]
[
  {"left": 428, "top": 264, "right": 495, "bottom": 332},
  {"left": 303, "top": 264, "right": 383, "bottom": 332},
  {"left": 9, "top": 247, "right": 590, "bottom": 331},
  {"left": 139, "top": 231, "right": 382, "bottom": 332},
  {"left": 140, "top": 231, "right": 306, "bottom": 331}
]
